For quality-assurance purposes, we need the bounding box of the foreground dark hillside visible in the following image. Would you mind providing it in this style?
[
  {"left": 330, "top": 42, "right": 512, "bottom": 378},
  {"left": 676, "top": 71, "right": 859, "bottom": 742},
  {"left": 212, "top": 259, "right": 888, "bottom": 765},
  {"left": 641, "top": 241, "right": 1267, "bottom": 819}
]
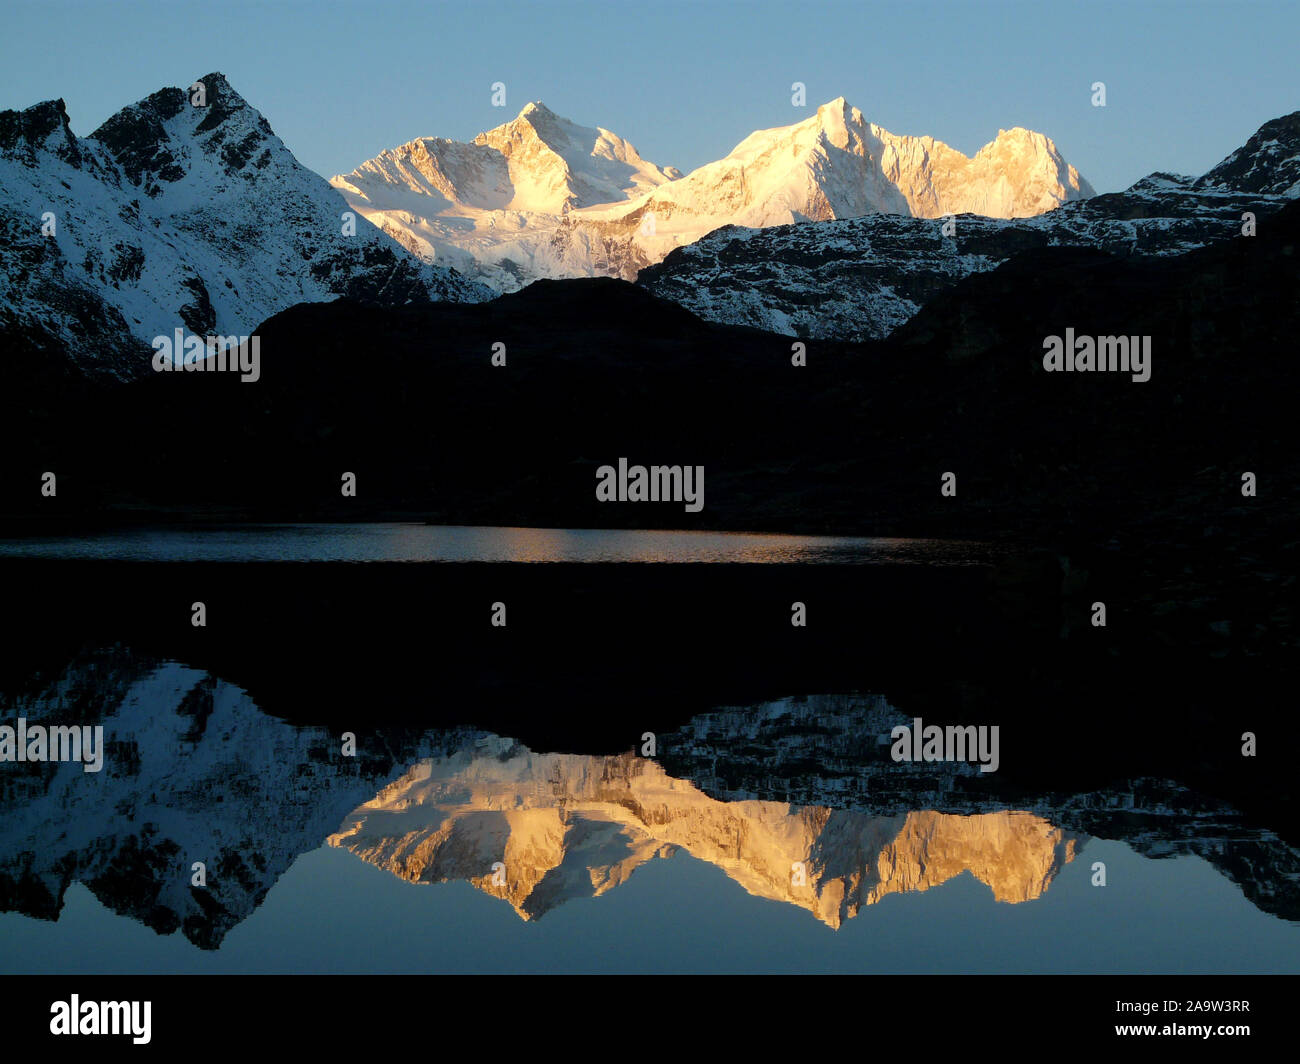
[
  {"left": 2, "top": 202, "right": 1297, "bottom": 647},
  {"left": 5, "top": 204, "right": 1295, "bottom": 537}
]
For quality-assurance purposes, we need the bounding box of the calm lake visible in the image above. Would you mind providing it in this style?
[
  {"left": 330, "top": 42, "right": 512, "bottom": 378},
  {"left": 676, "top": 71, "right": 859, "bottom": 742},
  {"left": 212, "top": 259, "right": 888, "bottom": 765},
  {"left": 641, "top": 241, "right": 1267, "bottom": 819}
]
[
  {"left": 0, "top": 523, "right": 1003, "bottom": 564},
  {"left": 0, "top": 529, "right": 1289, "bottom": 976}
]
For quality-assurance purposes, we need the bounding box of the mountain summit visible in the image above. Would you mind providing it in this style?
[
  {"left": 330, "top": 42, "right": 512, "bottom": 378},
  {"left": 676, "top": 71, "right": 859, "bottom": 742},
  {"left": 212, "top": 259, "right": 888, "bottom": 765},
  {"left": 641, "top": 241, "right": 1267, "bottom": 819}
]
[
  {"left": 332, "top": 100, "right": 1093, "bottom": 291},
  {"left": 335, "top": 100, "right": 680, "bottom": 219},
  {"left": 631, "top": 97, "right": 1093, "bottom": 229}
]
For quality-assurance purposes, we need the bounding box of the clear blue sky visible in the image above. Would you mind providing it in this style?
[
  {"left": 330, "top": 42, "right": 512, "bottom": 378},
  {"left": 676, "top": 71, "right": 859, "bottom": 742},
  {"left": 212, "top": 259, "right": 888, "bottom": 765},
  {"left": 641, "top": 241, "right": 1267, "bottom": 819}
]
[{"left": 3, "top": 0, "right": 1297, "bottom": 193}]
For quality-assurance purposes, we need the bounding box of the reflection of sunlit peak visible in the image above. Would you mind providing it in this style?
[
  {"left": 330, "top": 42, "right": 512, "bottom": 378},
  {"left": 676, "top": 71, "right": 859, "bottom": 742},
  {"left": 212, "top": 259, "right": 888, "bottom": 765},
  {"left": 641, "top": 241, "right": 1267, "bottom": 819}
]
[{"left": 327, "top": 747, "right": 1081, "bottom": 926}]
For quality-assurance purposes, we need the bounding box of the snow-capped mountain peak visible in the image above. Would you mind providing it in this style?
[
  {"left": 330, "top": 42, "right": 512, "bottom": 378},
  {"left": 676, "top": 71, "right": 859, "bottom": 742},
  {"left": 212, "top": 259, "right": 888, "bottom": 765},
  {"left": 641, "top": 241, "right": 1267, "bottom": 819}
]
[
  {"left": 332, "top": 98, "right": 1093, "bottom": 292},
  {"left": 90, "top": 71, "right": 283, "bottom": 198},
  {"left": 638, "top": 110, "right": 1300, "bottom": 343},
  {"left": 333, "top": 99, "right": 679, "bottom": 221},
  {"left": 0, "top": 73, "right": 489, "bottom": 379}
]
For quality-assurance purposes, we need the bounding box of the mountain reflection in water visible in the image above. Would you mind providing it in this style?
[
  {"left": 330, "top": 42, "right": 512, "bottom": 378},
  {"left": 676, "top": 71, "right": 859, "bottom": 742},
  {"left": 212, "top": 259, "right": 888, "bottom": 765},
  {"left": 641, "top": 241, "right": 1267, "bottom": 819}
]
[
  {"left": 330, "top": 739, "right": 1080, "bottom": 926},
  {"left": 0, "top": 649, "right": 1296, "bottom": 964}
]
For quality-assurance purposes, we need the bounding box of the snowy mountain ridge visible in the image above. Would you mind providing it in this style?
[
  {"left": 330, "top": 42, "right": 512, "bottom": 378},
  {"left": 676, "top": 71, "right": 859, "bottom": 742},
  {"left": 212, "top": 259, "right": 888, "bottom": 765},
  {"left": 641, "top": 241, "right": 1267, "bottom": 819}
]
[
  {"left": 0, "top": 73, "right": 490, "bottom": 379},
  {"left": 331, "top": 97, "right": 1094, "bottom": 292},
  {"left": 639, "top": 111, "right": 1300, "bottom": 341}
]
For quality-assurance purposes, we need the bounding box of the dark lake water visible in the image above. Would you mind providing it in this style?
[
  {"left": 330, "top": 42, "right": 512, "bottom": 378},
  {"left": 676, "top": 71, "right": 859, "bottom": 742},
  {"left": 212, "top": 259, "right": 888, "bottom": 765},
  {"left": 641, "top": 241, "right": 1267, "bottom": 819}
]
[{"left": 0, "top": 523, "right": 1002, "bottom": 564}]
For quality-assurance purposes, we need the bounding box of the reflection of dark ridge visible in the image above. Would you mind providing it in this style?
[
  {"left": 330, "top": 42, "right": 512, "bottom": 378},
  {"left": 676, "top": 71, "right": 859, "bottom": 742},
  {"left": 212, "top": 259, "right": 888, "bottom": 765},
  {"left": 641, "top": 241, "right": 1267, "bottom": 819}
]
[
  {"left": 1, "top": 651, "right": 1298, "bottom": 945},
  {"left": 0, "top": 556, "right": 1045, "bottom": 753}
]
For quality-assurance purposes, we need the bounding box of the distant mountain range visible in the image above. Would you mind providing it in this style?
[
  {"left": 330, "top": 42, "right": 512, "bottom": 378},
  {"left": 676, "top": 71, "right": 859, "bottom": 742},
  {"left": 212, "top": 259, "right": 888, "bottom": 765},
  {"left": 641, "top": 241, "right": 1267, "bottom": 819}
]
[
  {"left": 332, "top": 97, "right": 1093, "bottom": 292},
  {"left": 2, "top": 73, "right": 1296, "bottom": 379},
  {"left": 641, "top": 111, "right": 1300, "bottom": 340}
]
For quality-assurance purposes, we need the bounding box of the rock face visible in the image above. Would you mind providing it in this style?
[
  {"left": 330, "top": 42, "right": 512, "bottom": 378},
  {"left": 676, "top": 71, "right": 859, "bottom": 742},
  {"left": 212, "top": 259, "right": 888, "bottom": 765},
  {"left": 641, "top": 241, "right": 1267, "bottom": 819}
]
[
  {"left": 1194, "top": 110, "right": 1300, "bottom": 195},
  {"left": 638, "top": 111, "right": 1300, "bottom": 341},
  {"left": 0, "top": 73, "right": 490, "bottom": 380},
  {"left": 332, "top": 98, "right": 1091, "bottom": 292}
]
